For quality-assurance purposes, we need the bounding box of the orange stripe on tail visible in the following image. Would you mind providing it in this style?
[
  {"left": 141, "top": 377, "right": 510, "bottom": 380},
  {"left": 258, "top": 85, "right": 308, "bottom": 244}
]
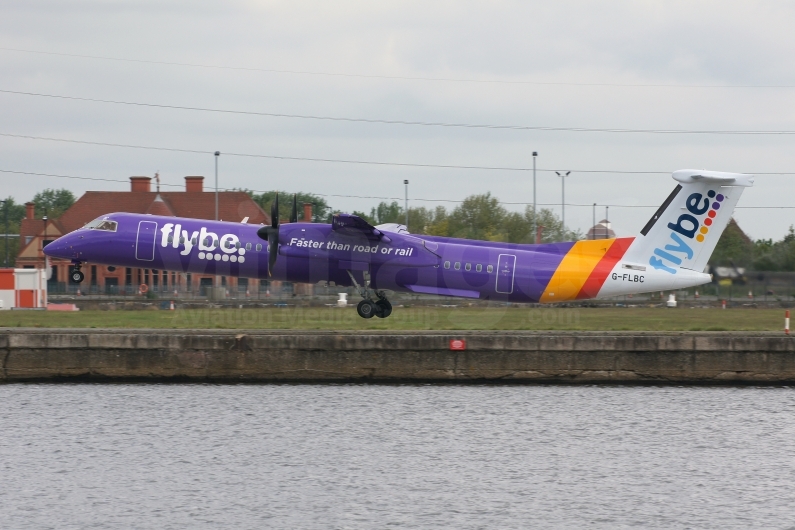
[{"left": 576, "top": 237, "right": 634, "bottom": 299}]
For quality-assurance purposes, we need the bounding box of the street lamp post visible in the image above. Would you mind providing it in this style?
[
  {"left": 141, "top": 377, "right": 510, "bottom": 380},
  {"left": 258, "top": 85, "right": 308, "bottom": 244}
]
[
  {"left": 592, "top": 203, "right": 596, "bottom": 240},
  {"left": 1, "top": 199, "right": 7, "bottom": 267},
  {"left": 605, "top": 206, "right": 609, "bottom": 239},
  {"left": 403, "top": 180, "right": 409, "bottom": 229},
  {"left": 555, "top": 171, "right": 570, "bottom": 235},
  {"left": 214, "top": 151, "right": 220, "bottom": 221},
  {"left": 532, "top": 151, "right": 538, "bottom": 243},
  {"left": 214, "top": 151, "right": 220, "bottom": 294}
]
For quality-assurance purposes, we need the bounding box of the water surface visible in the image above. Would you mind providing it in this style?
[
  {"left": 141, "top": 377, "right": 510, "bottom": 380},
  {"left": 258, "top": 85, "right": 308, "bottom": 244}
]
[{"left": 1, "top": 385, "right": 793, "bottom": 528}]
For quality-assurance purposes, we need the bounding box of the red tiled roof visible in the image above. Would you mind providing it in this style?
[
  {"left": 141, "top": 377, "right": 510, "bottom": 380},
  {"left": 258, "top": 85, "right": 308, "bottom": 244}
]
[
  {"left": 146, "top": 194, "right": 176, "bottom": 216},
  {"left": 56, "top": 191, "right": 270, "bottom": 232},
  {"left": 19, "top": 218, "right": 65, "bottom": 238}
]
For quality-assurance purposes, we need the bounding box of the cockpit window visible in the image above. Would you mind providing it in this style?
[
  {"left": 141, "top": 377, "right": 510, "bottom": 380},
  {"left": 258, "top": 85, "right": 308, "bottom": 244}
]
[
  {"left": 84, "top": 217, "right": 117, "bottom": 231},
  {"left": 85, "top": 218, "right": 118, "bottom": 232},
  {"left": 94, "top": 220, "right": 118, "bottom": 231}
]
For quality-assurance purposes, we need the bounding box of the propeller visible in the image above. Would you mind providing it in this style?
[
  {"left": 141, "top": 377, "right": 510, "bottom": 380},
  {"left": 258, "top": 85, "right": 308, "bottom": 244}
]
[
  {"left": 290, "top": 194, "right": 298, "bottom": 223},
  {"left": 256, "top": 193, "right": 280, "bottom": 275},
  {"left": 256, "top": 193, "right": 299, "bottom": 275}
]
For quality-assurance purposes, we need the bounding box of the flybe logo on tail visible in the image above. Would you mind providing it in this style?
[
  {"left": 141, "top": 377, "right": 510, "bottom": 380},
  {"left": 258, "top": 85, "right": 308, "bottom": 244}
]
[{"left": 649, "top": 190, "right": 724, "bottom": 274}]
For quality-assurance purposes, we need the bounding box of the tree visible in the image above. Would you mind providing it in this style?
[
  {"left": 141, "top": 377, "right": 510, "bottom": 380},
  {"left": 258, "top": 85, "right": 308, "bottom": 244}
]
[
  {"left": 447, "top": 193, "right": 506, "bottom": 241},
  {"left": 710, "top": 218, "right": 754, "bottom": 268},
  {"left": 0, "top": 197, "right": 26, "bottom": 267},
  {"left": 32, "top": 189, "right": 76, "bottom": 219},
  {"left": 369, "top": 201, "right": 403, "bottom": 225},
  {"left": 248, "top": 191, "right": 332, "bottom": 223}
]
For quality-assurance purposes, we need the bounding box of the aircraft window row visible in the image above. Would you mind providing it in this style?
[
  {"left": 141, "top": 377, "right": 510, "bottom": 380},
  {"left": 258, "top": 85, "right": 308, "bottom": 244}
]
[{"left": 443, "top": 261, "right": 493, "bottom": 273}]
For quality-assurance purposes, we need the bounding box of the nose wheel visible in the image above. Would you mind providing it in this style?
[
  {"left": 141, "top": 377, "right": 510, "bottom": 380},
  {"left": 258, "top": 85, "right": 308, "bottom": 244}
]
[
  {"left": 70, "top": 262, "right": 84, "bottom": 284},
  {"left": 348, "top": 271, "right": 393, "bottom": 319}
]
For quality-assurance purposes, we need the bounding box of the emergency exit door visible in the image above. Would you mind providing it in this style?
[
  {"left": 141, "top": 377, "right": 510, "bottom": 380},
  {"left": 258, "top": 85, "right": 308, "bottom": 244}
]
[{"left": 136, "top": 221, "right": 158, "bottom": 261}]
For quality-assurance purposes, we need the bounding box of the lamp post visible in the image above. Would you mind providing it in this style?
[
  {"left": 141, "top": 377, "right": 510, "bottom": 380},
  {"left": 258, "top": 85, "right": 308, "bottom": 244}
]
[
  {"left": 605, "top": 206, "right": 609, "bottom": 239},
  {"left": 532, "top": 151, "right": 538, "bottom": 242},
  {"left": 214, "top": 151, "right": 220, "bottom": 221},
  {"left": 555, "top": 171, "right": 570, "bottom": 234},
  {"left": 403, "top": 180, "right": 409, "bottom": 229},
  {"left": 214, "top": 151, "right": 220, "bottom": 294},
  {"left": 1, "top": 199, "right": 7, "bottom": 267},
  {"left": 592, "top": 203, "right": 596, "bottom": 240}
]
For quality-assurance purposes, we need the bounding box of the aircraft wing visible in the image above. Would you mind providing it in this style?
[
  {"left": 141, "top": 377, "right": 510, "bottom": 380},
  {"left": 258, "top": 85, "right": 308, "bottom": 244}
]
[{"left": 332, "top": 213, "right": 392, "bottom": 242}]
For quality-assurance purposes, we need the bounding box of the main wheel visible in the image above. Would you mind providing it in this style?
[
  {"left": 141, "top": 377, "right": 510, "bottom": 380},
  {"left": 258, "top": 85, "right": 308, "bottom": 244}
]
[
  {"left": 357, "top": 300, "right": 377, "bottom": 319},
  {"left": 375, "top": 299, "right": 392, "bottom": 318},
  {"left": 71, "top": 270, "right": 85, "bottom": 284}
]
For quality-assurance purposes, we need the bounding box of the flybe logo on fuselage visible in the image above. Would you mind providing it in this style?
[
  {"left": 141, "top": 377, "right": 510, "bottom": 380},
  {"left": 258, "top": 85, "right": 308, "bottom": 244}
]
[
  {"left": 649, "top": 190, "right": 725, "bottom": 274},
  {"left": 159, "top": 223, "right": 248, "bottom": 263}
]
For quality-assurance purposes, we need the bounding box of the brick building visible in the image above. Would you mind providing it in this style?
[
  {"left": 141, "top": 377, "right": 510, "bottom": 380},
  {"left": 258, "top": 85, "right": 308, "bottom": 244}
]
[{"left": 16, "top": 176, "right": 271, "bottom": 295}]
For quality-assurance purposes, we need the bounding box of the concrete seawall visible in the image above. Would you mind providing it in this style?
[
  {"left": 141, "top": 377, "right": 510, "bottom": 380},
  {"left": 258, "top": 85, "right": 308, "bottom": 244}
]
[{"left": 2, "top": 329, "right": 795, "bottom": 384}]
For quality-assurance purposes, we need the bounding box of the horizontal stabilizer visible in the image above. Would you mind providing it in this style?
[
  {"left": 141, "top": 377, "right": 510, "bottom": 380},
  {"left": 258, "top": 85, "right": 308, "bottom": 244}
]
[{"left": 673, "top": 170, "right": 755, "bottom": 187}]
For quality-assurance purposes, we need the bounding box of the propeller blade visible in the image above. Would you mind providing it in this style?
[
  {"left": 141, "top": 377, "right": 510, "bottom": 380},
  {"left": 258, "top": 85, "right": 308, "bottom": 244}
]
[
  {"left": 271, "top": 193, "right": 279, "bottom": 229},
  {"left": 268, "top": 231, "right": 279, "bottom": 274},
  {"left": 290, "top": 194, "right": 298, "bottom": 223}
]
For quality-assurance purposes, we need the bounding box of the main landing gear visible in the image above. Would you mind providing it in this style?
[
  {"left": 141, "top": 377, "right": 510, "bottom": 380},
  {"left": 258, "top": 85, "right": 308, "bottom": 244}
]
[
  {"left": 70, "top": 262, "right": 84, "bottom": 284},
  {"left": 347, "top": 271, "right": 393, "bottom": 319}
]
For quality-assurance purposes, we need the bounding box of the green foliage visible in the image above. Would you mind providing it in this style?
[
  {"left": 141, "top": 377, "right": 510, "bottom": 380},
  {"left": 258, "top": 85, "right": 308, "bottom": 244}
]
[
  {"left": 32, "top": 189, "right": 76, "bottom": 219},
  {"left": 752, "top": 225, "right": 795, "bottom": 271},
  {"left": 357, "top": 194, "right": 579, "bottom": 243},
  {"left": 708, "top": 219, "right": 754, "bottom": 268},
  {"left": 247, "top": 191, "right": 332, "bottom": 223},
  {"left": 0, "top": 197, "right": 26, "bottom": 267}
]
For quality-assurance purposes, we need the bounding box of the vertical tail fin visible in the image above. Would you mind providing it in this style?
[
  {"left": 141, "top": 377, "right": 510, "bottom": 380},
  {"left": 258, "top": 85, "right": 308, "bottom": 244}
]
[{"left": 623, "top": 170, "right": 755, "bottom": 274}]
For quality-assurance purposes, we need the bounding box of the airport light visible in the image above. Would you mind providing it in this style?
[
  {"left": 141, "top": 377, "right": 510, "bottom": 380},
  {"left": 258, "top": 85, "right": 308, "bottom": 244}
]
[
  {"left": 404, "top": 180, "right": 409, "bottom": 229},
  {"left": 556, "top": 171, "right": 570, "bottom": 234},
  {"left": 532, "top": 152, "right": 538, "bottom": 242}
]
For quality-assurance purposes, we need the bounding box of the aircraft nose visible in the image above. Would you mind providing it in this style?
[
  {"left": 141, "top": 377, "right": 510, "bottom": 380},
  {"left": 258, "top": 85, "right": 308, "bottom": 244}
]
[{"left": 43, "top": 234, "right": 76, "bottom": 259}]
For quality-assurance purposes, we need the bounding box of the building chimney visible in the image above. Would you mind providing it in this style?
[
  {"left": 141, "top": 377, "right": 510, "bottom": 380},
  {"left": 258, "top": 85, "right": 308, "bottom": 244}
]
[
  {"left": 25, "top": 202, "right": 35, "bottom": 220},
  {"left": 185, "top": 176, "right": 204, "bottom": 192},
  {"left": 303, "top": 203, "right": 313, "bottom": 222},
  {"left": 130, "top": 177, "right": 151, "bottom": 192}
]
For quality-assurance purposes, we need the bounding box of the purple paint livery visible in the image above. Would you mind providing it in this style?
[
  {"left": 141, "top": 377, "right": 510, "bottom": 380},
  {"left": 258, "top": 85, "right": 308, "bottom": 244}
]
[{"left": 45, "top": 170, "right": 755, "bottom": 319}]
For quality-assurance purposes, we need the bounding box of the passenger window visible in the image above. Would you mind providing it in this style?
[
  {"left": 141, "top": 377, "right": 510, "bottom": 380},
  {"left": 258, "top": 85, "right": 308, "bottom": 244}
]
[
  {"left": 444, "top": 261, "right": 450, "bottom": 269},
  {"left": 167, "top": 235, "right": 173, "bottom": 243},
  {"left": 246, "top": 243, "right": 252, "bottom": 251},
  {"left": 476, "top": 264, "right": 482, "bottom": 272},
  {"left": 180, "top": 237, "right": 185, "bottom": 244},
  {"left": 487, "top": 264, "right": 494, "bottom": 273},
  {"left": 235, "top": 241, "right": 241, "bottom": 249},
  {"left": 465, "top": 263, "right": 471, "bottom": 271},
  {"left": 454, "top": 262, "right": 461, "bottom": 270},
  {"left": 192, "top": 238, "right": 198, "bottom": 245},
  {"left": 255, "top": 243, "right": 262, "bottom": 252}
]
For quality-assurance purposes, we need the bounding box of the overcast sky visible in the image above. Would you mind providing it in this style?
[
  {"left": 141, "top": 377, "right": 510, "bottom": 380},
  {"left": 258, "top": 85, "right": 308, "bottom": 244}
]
[{"left": 2, "top": 0, "right": 794, "bottom": 240}]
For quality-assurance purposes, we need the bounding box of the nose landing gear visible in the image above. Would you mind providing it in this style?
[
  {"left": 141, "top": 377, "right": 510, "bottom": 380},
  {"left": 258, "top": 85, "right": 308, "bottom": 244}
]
[
  {"left": 347, "top": 271, "right": 393, "bottom": 319},
  {"left": 70, "top": 262, "right": 84, "bottom": 284}
]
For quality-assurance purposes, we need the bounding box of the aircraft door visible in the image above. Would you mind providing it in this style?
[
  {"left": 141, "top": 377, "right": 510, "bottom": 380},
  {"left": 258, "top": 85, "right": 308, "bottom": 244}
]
[
  {"left": 495, "top": 254, "right": 516, "bottom": 294},
  {"left": 135, "top": 221, "right": 158, "bottom": 261}
]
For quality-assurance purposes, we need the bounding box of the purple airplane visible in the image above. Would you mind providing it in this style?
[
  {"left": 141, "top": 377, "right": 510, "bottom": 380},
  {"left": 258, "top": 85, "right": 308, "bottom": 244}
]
[{"left": 44, "top": 170, "right": 753, "bottom": 318}]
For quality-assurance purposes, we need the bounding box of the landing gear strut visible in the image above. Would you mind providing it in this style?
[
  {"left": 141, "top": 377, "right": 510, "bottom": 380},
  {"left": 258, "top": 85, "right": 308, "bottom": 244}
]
[
  {"left": 347, "top": 270, "right": 392, "bottom": 319},
  {"left": 70, "top": 262, "right": 84, "bottom": 284}
]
